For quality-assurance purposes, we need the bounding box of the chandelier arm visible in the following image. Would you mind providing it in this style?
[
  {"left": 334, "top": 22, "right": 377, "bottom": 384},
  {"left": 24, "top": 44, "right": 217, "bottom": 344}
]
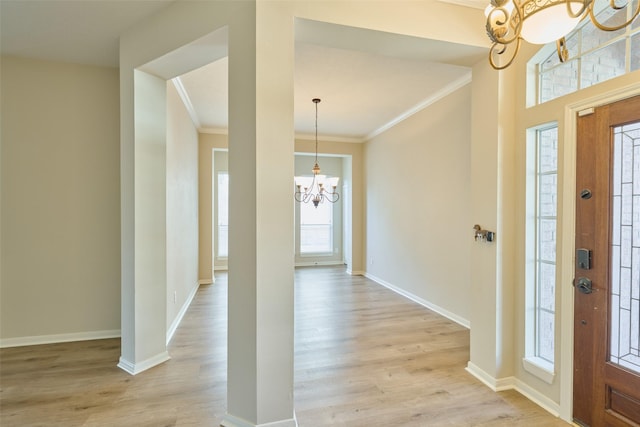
[
  {"left": 489, "top": 38, "right": 522, "bottom": 70},
  {"left": 565, "top": 0, "right": 592, "bottom": 18},
  {"left": 556, "top": 37, "right": 569, "bottom": 62},
  {"left": 486, "top": 7, "right": 522, "bottom": 45},
  {"left": 589, "top": 0, "right": 640, "bottom": 30}
]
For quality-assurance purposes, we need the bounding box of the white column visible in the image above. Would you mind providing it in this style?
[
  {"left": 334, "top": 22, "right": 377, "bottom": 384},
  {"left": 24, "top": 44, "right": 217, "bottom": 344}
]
[
  {"left": 223, "top": 2, "right": 296, "bottom": 426},
  {"left": 118, "top": 69, "right": 169, "bottom": 374},
  {"left": 467, "top": 60, "right": 517, "bottom": 384}
]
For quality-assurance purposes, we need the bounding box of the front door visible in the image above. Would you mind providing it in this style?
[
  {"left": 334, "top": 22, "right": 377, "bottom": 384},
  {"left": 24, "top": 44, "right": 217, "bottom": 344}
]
[{"left": 574, "top": 95, "right": 640, "bottom": 427}]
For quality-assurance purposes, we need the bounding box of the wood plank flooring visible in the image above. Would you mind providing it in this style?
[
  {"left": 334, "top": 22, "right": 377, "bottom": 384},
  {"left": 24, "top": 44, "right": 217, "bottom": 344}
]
[{"left": 1, "top": 266, "right": 570, "bottom": 426}]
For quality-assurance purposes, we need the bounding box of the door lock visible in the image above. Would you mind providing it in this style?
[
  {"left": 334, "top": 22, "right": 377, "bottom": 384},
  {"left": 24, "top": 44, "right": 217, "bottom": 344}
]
[{"left": 576, "top": 277, "right": 593, "bottom": 294}]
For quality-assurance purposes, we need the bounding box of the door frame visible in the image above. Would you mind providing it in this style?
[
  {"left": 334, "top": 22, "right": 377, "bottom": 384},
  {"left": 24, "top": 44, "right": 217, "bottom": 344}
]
[{"left": 558, "top": 82, "right": 640, "bottom": 422}]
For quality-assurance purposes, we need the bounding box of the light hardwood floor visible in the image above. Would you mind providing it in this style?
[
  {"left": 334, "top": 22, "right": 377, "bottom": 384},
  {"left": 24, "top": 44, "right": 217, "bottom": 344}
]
[{"left": 1, "top": 267, "right": 569, "bottom": 426}]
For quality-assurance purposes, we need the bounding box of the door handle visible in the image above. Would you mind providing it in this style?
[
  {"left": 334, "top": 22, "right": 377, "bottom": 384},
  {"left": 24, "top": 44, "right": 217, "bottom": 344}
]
[{"left": 576, "top": 277, "right": 593, "bottom": 294}]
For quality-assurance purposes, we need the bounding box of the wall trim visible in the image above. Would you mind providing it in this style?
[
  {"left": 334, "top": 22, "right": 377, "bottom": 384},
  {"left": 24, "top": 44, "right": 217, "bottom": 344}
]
[
  {"left": 221, "top": 413, "right": 298, "bottom": 427},
  {"left": 465, "top": 362, "right": 561, "bottom": 418},
  {"left": 366, "top": 71, "right": 472, "bottom": 141},
  {"left": 365, "top": 273, "right": 470, "bottom": 329},
  {"left": 117, "top": 351, "right": 170, "bottom": 375},
  {"left": 199, "top": 278, "right": 214, "bottom": 285},
  {"left": 0, "top": 329, "right": 120, "bottom": 349},
  {"left": 167, "top": 282, "right": 201, "bottom": 345},
  {"left": 171, "top": 77, "right": 201, "bottom": 129},
  {"left": 347, "top": 269, "right": 365, "bottom": 276}
]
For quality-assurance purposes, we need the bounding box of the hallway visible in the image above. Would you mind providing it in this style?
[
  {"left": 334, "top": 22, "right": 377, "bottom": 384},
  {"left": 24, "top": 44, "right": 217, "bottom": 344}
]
[{"left": 0, "top": 267, "right": 568, "bottom": 426}]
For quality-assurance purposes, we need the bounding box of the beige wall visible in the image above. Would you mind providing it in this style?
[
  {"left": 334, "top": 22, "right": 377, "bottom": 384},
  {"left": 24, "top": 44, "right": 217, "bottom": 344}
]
[
  {"left": 166, "top": 81, "right": 199, "bottom": 336},
  {"left": 364, "top": 84, "right": 472, "bottom": 324},
  {"left": 0, "top": 56, "right": 121, "bottom": 344}
]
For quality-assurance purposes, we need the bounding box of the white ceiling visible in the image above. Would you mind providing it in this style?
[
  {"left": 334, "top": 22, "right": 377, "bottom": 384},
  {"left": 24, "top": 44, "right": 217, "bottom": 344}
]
[{"left": 0, "top": 1, "right": 489, "bottom": 141}]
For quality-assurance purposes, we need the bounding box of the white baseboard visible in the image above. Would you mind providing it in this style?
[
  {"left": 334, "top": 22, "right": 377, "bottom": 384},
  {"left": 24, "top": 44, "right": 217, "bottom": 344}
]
[
  {"left": 199, "top": 278, "right": 214, "bottom": 285},
  {"left": 167, "top": 282, "right": 200, "bottom": 345},
  {"left": 0, "top": 329, "right": 120, "bottom": 348},
  {"left": 346, "top": 269, "right": 365, "bottom": 276},
  {"left": 465, "top": 361, "right": 560, "bottom": 418},
  {"left": 117, "top": 351, "right": 170, "bottom": 375},
  {"left": 221, "top": 413, "right": 297, "bottom": 427},
  {"left": 364, "top": 273, "right": 470, "bottom": 329}
]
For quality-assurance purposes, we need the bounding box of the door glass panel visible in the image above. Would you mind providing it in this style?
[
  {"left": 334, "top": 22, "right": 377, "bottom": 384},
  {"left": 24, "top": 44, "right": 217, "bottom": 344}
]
[{"left": 610, "top": 121, "right": 640, "bottom": 374}]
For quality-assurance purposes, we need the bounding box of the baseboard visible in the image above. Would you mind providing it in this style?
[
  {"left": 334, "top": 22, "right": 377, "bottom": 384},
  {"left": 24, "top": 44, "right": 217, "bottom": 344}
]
[
  {"left": 364, "top": 273, "right": 470, "bottom": 328},
  {"left": 167, "top": 282, "right": 200, "bottom": 345},
  {"left": 199, "top": 278, "right": 214, "bottom": 285},
  {"left": 117, "top": 351, "right": 170, "bottom": 375},
  {"left": 0, "top": 329, "right": 120, "bottom": 348},
  {"left": 465, "top": 361, "right": 561, "bottom": 418},
  {"left": 346, "top": 269, "right": 365, "bottom": 276},
  {"left": 221, "top": 413, "right": 297, "bottom": 427}
]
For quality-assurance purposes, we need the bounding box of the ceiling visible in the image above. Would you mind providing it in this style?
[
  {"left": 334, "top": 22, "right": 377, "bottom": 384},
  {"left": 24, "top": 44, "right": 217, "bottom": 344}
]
[{"left": 0, "top": 0, "right": 489, "bottom": 141}]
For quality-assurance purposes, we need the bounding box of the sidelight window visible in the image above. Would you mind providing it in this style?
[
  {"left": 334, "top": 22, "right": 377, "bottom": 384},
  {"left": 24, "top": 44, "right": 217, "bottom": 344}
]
[{"left": 524, "top": 124, "right": 559, "bottom": 382}]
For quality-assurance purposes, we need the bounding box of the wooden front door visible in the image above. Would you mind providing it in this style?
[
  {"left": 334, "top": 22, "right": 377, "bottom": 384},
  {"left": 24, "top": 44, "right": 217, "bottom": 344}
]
[{"left": 574, "top": 95, "right": 640, "bottom": 426}]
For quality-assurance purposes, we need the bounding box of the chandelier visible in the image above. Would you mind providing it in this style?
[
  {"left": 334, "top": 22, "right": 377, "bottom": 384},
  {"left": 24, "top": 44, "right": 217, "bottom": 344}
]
[
  {"left": 485, "top": 0, "right": 640, "bottom": 69},
  {"left": 294, "top": 98, "right": 339, "bottom": 208}
]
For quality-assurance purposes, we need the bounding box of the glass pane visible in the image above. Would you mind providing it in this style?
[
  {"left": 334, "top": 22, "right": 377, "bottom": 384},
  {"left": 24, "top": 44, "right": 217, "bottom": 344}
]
[
  {"left": 581, "top": 39, "right": 627, "bottom": 89},
  {"left": 538, "top": 262, "right": 556, "bottom": 311},
  {"left": 300, "top": 200, "right": 333, "bottom": 254},
  {"left": 539, "top": 175, "right": 558, "bottom": 217},
  {"left": 537, "top": 309, "right": 555, "bottom": 363},
  {"left": 632, "top": 32, "right": 640, "bottom": 71},
  {"left": 217, "top": 172, "right": 229, "bottom": 258},
  {"left": 610, "top": 121, "right": 640, "bottom": 375},
  {"left": 538, "top": 128, "right": 558, "bottom": 173},
  {"left": 581, "top": 6, "right": 628, "bottom": 52},
  {"left": 541, "top": 33, "right": 580, "bottom": 72},
  {"left": 540, "top": 59, "right": 579, "bottom": 103},
  {"left": 538, "top": 219, "right": 557, "bottom": 261}
]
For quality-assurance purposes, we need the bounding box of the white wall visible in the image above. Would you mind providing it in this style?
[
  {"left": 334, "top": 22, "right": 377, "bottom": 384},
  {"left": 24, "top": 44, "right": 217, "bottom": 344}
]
[
  {"left": 166, "top": 81, "right": 199, "bottom": 337},
  {"left": 0, "top": 56, "right": 120, "bottom": 345},
  {"left": 364, "top": 84, "right": 472, "bottom": 325}
]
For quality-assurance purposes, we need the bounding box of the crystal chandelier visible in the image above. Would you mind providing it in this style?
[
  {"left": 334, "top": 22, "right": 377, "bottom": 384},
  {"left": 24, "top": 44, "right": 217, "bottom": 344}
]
[
  {"left": 485, "top": 0, "right": 639, "bottom": 69},
  {"left": 294, "top": 98, "right": 339, "bottom": 208}
]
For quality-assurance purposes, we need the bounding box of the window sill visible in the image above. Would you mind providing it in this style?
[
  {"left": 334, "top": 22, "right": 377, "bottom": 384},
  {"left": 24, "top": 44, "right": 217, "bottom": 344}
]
[
  {"left": 299, "top": 252, "right": 335, "bottom": 257},
  {"left": 522, "top": 357, "right": 555, "bottom": 384}
]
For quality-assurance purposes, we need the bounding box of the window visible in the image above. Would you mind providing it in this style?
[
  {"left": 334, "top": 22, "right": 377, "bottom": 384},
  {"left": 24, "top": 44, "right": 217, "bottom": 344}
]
[
  {"left": 217, "top": 172, "right": 229, "bottom": 258},
  {"left": 534, "top": 3, "right": 640, "bottom": 104},
  {"left": 299, "top": 200, "right": 333, "bottom": 254},
  {"left": 524, "top": 125, "right": 558, "bottom": 382}
]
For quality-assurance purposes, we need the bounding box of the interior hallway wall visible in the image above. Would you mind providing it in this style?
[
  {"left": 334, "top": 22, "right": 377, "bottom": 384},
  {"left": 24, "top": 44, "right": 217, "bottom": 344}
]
[
  {"left": 166, "top": 81, "right": 199, "bottom": 337},
  {"left": 0, "top": 56, "right": 121, "bottom": 345},
  {"left": 364, "top": 84, "right": 472, "bottom": 325}
]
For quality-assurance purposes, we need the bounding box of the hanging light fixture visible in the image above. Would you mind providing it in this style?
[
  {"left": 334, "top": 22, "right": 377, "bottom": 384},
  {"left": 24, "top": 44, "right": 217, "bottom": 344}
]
[
  {"left": 294, "top": 98, "right": 339, "bottom": 208},
  {"left": 485, "top": 0, "right": 639, "bottom": 69}
]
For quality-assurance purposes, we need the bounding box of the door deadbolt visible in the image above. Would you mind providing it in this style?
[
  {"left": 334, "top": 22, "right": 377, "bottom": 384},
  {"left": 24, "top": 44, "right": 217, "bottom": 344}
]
[{"left": 576, "top": 277, "right": 593, "bottom": 294}]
